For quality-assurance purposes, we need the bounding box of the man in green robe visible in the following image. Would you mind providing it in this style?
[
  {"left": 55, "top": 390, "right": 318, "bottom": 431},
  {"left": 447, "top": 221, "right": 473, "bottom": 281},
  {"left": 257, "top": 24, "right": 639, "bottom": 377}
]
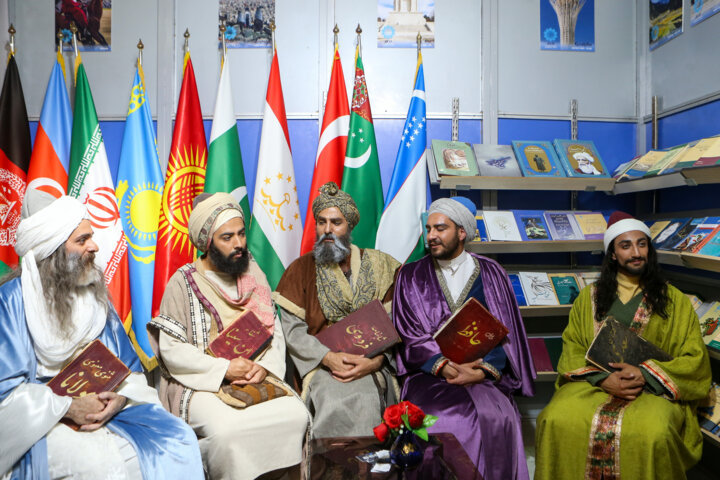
[{"left": 535, "top": 211, "right": 711, "bottom": 480}]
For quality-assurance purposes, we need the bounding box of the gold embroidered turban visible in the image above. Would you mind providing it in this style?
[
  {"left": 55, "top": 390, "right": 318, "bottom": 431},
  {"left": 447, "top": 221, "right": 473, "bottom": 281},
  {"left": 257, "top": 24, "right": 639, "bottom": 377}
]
[{"left": 311, "top": 182, "right": 360, "bottom": 229}]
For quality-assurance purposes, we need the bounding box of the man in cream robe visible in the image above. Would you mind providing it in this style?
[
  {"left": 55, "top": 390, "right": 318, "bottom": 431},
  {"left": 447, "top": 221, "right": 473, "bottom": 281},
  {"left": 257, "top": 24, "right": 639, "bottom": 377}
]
[
  {"left": 535, "top": 211, "right": 712, "bottom": 480},
  {"left": 149, "top": 193, "right": 310, "bottom": 480},
  {"left": 0, "top": 189, "right": 203, "bottom": 480},
  {"left": 274, "top": 182, "right": 400, "bottom": 438}
]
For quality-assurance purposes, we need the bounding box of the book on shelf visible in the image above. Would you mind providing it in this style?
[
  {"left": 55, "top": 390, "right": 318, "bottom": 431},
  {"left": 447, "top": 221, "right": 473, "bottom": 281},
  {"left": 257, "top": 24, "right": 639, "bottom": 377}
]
[
  {"left": 518, "top": 272, "right": 559, "bottom": 306},
  {"left": 528, "top": 337, "right": 554, "bottom": 373},
  {"left": 684, "top": 293, "right": 704, "bottom": 312},
  {"left": 685, "top": 136, "right": 720, "bottom": 169},
  {"left": 474, "top": 213, "right": 488, "bottom": 241},
  {"left": 698, "top": 302, "right": 720, "bottom": 347},
  {"left": 544, "top": 211, "right": 585, "bottom": 240},
  {"left": 207, "top": 310, "right": 273, "bottom": 361},
  {"left": 483, "top": 210, "right": 523, "bottom": 241},
  {"left": 573, "top": 212, "right": 607, "bottom": 240},
  {"left": 672, "top": 217, "right": 720, "bottom": 252},
  {"left": 552, "top": 139, "right": 610, "bottom": 178},
  {"left": 617, "top": 150, "right": 667, "bottom": 181},
  {"left": 544, "top": 337, "right": 563, "bottom": 372},
  {"left": 576, "top": 271, "right": 601, "bottom": 288},
  {"left": 472, "top": 144, "right": 523, "bottom": 177},
  {"left": 511, "top": 140, "right": 565, "bottom": 177},
  {"left": 585, "top": 317, "right": 673, "bottom": 372},
  {"left": 657, "top": 217, "right": 705, "bottom": 251},
  {"left": 647, "top": 220, "right": 671, "bottom": 241},
  {"left": 652, "top": 218, "right": 691, "bottom": 248},
  {"left": 697, "top": 227, "right": 720, "bottom": 257},
  {"left": 643, "top": 144, "right": 688, "bottom": 177},
  {"left": 46, "top": 340, "right": 131, "bottom": 430},
  {"left": 664, "top": 139, "right": 706, "bottom": 172},
  {"left": 431, "top": 140, "right": 479, "bottom": 177},
  {"left": 698, "top": 383, "right": 720, "bottom": 434},
  {"left": 508, "top": 273, "right": 527, "bottom": 306},
  {"left": 612, "top": 156, "right": 640, "bottom": 179},
  {"left": 315, "top": 299, "right": 400, "bottom": 358},
  {"left": 514, "top": 210, "right": 551, "bottom": 241},
  {"left": 695, "top": 300, "right": 717, "bottom": 319},
  {"left": 432, "top": 297, "right": 509, "bottom": 364},
  {"left": 548, "top": 273, "right": 581, "bottom": 305}
]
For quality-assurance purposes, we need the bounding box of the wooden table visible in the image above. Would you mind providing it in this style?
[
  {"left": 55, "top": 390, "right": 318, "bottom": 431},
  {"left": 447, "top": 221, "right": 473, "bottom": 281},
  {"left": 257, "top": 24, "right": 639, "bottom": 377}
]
[{"left": 309, "top": 432, "right": 483, "bottom": 479}]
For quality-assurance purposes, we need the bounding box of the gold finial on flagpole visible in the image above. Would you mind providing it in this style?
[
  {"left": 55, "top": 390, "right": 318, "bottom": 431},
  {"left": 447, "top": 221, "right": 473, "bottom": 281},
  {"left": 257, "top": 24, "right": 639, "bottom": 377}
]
[
  {"left": 57, "top": 30, "right": 64, "bottom": 55},
  {"left": 184, "top": 28, "right": 190, "bottom": 55},
  {"left": 70, "top": 23, "right": 79, "bottom": 56},
  {"left": 356, "top": 23, "right": 362, "bottom": 57},
  {"left": 220, "top": 20, "right": 227, "bottom": 57},
  {"left": 417, "top": 32, "right": 422, "bottom": 55},
  {"left": 137, "top": 38, "right": 144, "bottom": 66},
  {"left": 8, "top": 24, "right": 15, "bottom": 56},
  {"left": 270, "top": 20, "right": 276, "bottom": 51},
  {"left": 333, "top": 24, "right": 339, "bottom": 48}
]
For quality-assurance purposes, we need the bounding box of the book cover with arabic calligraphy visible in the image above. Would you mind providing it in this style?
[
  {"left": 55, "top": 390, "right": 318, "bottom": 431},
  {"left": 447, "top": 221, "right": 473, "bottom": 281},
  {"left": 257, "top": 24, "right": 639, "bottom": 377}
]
[
  {"left": 314, "top": 299, "right": 400, "bottom": 358},
  {"left": 432, "top": 297, "right": 509, "bottom": 364},
  {"left": 207, "top": 310, "right": 273, "bottom": 361}
]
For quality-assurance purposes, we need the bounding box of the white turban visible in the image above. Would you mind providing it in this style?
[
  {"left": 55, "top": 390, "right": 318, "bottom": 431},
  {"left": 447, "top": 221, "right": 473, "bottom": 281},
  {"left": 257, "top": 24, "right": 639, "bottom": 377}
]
[
  {"left": 15, "top": 194, "right": 87, "bottom": 261},
  {"left": 603, "top": 211, "right": 651, "bottom": 253},
  {"left": 428, "top": 197, "right": 477, "bottom": 243}
]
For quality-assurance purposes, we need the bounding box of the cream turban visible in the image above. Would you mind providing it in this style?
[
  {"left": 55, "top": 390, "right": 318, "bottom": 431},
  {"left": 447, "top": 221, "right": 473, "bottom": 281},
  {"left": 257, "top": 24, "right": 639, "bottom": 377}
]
[
  {"left": 311, "top": 182, "right": 360, "bottom": 229},
  {"left": 428, "top": 197, "right": 477, "bottom": 243},
  {"left": 188, "top": 192, "right": 244, "bottom": 251},
  {"left": 604, "top": 211, "right": 651, "bottom": 253},
  {"left": 15, "top": 190, "right": 87, "bottom": 261}
]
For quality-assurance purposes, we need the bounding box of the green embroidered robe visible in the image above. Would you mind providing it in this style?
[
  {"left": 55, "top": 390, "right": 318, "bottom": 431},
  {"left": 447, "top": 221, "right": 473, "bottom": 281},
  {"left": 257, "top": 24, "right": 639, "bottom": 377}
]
[{"left": 535, "top": 283, "right": 711, "bottom": 480}]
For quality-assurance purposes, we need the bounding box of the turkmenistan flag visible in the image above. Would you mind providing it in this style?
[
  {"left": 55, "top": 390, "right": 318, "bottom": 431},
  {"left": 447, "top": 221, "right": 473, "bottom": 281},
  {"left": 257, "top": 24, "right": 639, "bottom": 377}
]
[
  {"left": 68, "top": 60, "right": 132, "bottom": 327},
  {"left": 341, "top": 47, "right": 383, "bottom": 249},
  {"left": 206, "top": 56, "right": 250, "bottom": 220}
]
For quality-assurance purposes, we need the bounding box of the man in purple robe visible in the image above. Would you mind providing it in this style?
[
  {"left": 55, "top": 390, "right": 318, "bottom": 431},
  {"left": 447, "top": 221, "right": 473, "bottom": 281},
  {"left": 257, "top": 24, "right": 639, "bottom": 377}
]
[{"left": 393, "top": 197, "right": 536, "bottom": 480}]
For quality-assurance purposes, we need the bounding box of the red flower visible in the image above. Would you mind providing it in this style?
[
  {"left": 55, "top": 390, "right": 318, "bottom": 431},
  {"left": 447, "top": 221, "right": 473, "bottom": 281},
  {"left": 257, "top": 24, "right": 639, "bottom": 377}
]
[
  {"left": 406, "top": 403, "right": 425, "bottom": 429},
  {"left": 383, "top": 404, "right": 403, "bottom": 429},
  {"left": 373, "top": 422, "right": 390, "bottom": 442}
]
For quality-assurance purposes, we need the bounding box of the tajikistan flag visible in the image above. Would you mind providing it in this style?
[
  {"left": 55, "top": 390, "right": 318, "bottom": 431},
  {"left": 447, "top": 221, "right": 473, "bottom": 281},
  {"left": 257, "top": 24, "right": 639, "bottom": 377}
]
[
  {"left": 247, "top": 49, "right": 301, "bottom": 289},
  {"left": 375, "top": 52, "right": 428, "bottom": 263}
]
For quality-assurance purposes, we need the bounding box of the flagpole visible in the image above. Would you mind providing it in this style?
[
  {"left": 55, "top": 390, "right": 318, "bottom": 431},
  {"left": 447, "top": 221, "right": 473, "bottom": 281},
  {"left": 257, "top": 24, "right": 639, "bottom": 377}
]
[
  {"left": 8, "top": 24, "right": 15, "bottom": 57},
  {"left": 183, "top": 28, "right": 190, "bottom": 69},
  {"left": 70, "top": 23, "right": 79, "bottom": 57},
  {"left": 219, "top": 20, "right": 227, "bottom": 68},
  {"left": 137, "top": 39, "right": 144, "bottom": 67},
  {"left": 271, "top": 20, "right": 275, "bottom": 52},
  {"left": 333, "top": 23, "right": 339, "bottom": 49},
  {"left": 356, "top": 23, "right": 362, "bottom": 59}
]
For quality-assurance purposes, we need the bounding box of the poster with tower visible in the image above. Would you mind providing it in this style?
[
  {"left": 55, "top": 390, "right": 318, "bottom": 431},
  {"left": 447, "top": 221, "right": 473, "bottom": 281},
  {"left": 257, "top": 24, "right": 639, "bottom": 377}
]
[{"left": 540, "top": 0, "right": 595, "bottom": 52}]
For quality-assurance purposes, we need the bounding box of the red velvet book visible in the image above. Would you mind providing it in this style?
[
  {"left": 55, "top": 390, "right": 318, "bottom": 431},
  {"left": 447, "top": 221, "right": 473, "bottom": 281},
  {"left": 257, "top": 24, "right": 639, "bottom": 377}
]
[
  {"left": 315, "top": 299, "right": 401, "bottom": 358},
  {"left": 528, "top": 337, "right": 554, "bottom": 373},
  {"left": 432, "top": 297, "right": 509, "bottom": 364},
  {"left": 47, "top": 340, "right": 131, "bottom": 430},
  {"left": 207, "top": 310, "right": 273, "bottom": 361}
]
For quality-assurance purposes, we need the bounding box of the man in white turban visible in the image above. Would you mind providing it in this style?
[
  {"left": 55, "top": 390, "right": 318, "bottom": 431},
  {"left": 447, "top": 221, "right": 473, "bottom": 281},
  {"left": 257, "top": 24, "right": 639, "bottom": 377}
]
[
  {"left": 0, "top": 189, "right": 203, "bottom": 479},
  {"left": 148, "top": 192, "right": 310, "bottom": 480},
  {"left": 392, "top": 196, "right": 536, "bottom": 479}
]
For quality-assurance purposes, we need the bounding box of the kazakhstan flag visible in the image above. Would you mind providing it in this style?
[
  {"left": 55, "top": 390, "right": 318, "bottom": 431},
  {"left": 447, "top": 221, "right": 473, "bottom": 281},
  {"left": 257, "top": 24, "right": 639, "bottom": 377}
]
[{"left": 116, "top": 64, "right": 164, "bottom": 370}]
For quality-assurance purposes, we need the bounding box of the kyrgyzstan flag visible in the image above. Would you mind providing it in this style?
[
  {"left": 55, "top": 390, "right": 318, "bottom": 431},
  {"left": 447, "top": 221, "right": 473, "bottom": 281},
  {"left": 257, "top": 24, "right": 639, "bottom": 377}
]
[
  {"left": 151, "top": 52, "right": 207, "bottom": 316},
  {"left": 299, "top": 45, "right": 350, "bottom": 255},
  {"left": 0, "top": 55, "right": 31, "bottom": 275}
]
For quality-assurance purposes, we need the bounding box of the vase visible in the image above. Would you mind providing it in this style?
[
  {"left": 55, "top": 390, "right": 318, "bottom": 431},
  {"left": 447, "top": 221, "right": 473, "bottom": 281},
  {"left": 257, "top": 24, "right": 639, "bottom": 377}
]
[{"left": 389, "top": 430, "right": 423, "bottom": 470}]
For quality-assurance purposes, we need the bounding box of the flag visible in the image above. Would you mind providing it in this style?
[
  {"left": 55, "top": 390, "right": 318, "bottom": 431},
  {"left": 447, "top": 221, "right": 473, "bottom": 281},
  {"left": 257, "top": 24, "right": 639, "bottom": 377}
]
[
  {"left": 27, "top": 58, "right": 72, "bottom": 199},
  {"left": 247, "top": 49, "right": 301, "bottom": 289},
  {"left": 206, "top": 56, "right": 250, "bottom": 220},
  {"left": 0, "top": 55, "right": 31, "bottom": 275},
  {"left": 375, "top": 53, "right": 428, "bottom": 263},
  {"left": 151, "top": 54, "right": 207, "bottom": 316},
  {"left": 68, "top": 60, "right": 132, "bottom": 328},
  {"left": 299, "top": 46, "right": 350, "bottom": 255},
  {"left": 116, "top": 62, "right": 164, "bottom": 369},
  {"left": 341, "top": 46, "right": 383, "bottom": 249}
]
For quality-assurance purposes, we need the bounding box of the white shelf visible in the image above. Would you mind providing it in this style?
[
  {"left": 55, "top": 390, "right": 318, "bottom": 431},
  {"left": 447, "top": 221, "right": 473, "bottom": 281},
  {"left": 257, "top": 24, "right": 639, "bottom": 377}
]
[
  {"left": 657, "top": 251, "right": 720, "bottom": 274},
  {"left": 467, "top": 240, "right": 603, "bottom": 254},
  {"left": 437, "top": 175, "right": 615, "bottom": 192}
]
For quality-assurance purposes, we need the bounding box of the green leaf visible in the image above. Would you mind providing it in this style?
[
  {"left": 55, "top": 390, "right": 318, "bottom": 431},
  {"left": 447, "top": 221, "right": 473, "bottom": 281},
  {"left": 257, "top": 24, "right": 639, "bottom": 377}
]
[
  {"left": 415, "top": 427, "right": 429, "bottom": 442},
  {"left": 401, "top": 413, "right": 411, "bottom": 430},
  {"left": 423, "top": 414, "right": 438, "bottom": 428}
]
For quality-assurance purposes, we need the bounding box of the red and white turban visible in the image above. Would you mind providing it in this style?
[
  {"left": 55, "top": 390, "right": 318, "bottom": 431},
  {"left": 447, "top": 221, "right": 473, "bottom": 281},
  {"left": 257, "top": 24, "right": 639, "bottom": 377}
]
[{"left": 603, "top": 211, "right": 651, "bottom": 253}]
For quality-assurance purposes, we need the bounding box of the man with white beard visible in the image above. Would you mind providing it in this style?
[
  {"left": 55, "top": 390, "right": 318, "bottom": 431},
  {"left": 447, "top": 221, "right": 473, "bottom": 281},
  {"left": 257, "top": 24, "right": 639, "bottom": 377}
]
[
  {"left": 0, "top": 189, "right": 203, "bottom": 480},
  {"left": 274, "top": 182, "right": 401, "bottom": 438}
]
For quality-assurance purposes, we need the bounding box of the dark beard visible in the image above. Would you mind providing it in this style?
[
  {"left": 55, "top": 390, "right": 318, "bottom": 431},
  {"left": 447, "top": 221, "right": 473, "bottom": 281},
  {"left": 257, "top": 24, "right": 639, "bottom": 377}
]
[
  {"left": 208, "top": 242, "right": 250, "bottom": 276},
  {"left": 313, "top": 232, "right": 351, "bottom": 265},
  {"left": 37, "top": 247, "right": 108, "bottom": 339}
]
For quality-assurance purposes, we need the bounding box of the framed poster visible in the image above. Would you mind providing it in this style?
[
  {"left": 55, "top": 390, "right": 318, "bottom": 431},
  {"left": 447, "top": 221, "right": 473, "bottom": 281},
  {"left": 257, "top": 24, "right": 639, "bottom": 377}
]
[
  {"left": 219, "top": 0, "right": 274, "bottom": 48},
  {"left": 690, "top": 0, "right": 720, "bottom": 26},
  {"left": 540, "top": 0, "right": 595, "bottom": 52},
  {"left": 56, "top": 0, "right": 111, "bottom": 52},
  {"left": 650, "top": 0, "right": 683, "bottom": 50},
  {"left": 378, "top": 0, "right": 435, "bottom": 48}
]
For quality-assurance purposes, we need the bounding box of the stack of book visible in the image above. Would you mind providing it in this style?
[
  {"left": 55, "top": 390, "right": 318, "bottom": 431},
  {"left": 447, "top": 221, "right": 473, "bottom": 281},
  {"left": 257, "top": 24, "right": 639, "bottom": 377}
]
[
  {"left": 474, "top": 210, "right": 607, "bottom": 242},
  {"left": 508, "top": 271, "right": 599, "bottom": 306},
  {"left": 430, "top": 138, "right": 611, "bottom": 179},
  {"left": 647, "top": 216, "right": 720, "bottom": 257},
  {"left": 698, "top": 382, "right": 720, "bottom": 435},
  {"left": 694, "top": 298, "right": 720, "bottom": 354}
]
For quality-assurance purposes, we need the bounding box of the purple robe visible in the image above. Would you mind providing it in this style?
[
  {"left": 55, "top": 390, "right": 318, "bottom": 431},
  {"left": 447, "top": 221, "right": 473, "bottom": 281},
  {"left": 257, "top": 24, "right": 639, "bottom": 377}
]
[{"left": 393, "top": 254, "right": 535, "bottom": 480}]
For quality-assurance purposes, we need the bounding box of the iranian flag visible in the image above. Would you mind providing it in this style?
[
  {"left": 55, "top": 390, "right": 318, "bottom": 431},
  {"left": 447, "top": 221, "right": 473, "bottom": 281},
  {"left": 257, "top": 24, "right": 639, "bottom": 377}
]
[
  {"left": 299, "top": 45, "right": 350, "bottom": 255},
  {"left": 68, "top": 61, "right": 132, "bottom": 327},
  {"left": 206, "top": 56, "right": 250, "bottom": 220},
  {"left": 246, "top": 49, "right": 301, "bottom": 289},
  {"left": 341, "top": 47, "right": 383, "bottom": 249}
]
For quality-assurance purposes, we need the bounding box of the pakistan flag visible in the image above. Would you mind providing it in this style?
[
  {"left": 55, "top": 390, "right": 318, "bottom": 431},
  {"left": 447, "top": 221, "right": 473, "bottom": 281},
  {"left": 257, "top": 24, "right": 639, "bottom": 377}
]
[{"left": 341, "top": 50, "right": 383, "bottom": 248}]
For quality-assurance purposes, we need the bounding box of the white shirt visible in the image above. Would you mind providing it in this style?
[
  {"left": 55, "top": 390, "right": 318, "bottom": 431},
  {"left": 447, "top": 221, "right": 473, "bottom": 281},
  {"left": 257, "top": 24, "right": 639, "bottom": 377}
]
[{"left": 436, "top": 250, "right": 475, "bottom": 303}]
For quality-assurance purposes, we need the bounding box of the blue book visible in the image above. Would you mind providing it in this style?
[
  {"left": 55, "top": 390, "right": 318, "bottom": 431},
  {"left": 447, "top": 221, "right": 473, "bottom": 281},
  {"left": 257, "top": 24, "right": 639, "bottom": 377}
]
[
  {"left": 672, "top": 217, "right": 720, "bottom": 252},
  {"left": 511, "top": 141, "right": 565, "bottom": 177},
  {"left": 544, "top": 211, "right": 585, "bottom": 240},
  {"left": 508, "top": 274, "right": 527, "bottom": 306},
  {"left": 475, "top": 214, "right": 488, "bottom": 241},
  {"left": 553, "top": 139, "right": 610, "bottom": 178},
  {"left": 652, "top": 218, "right": 691, "bottom": 248},
  {"left": 699, "top": 230, "right": 720, "bottom": 257},
  {"left": 658, "top": 217, "right": 705, "bottom": 251},
  {"left": 514, "top": 210, "right": 551, "bottom": 241}
]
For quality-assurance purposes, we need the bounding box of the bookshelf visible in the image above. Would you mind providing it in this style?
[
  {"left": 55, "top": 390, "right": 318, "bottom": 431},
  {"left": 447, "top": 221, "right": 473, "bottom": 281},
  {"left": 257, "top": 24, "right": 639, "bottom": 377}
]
[
  {"left": 438, "top": 175, "right": 615, "bottom": 192},
  {"left": 467, "top": 240, "right": 603, "bottom": 255},
  {"left": 611, "top": 164, "right": 720, "bottom": 194},
  {"left": 702, "top": 428, "right": 720, "bottom": 449},
  {"left": 520, "top": 305, "right": 572, "bottom": 318}
]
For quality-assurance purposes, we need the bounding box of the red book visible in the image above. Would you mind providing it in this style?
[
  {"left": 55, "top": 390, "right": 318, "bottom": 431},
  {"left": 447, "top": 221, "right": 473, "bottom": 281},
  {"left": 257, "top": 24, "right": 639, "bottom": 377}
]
[
  {"left": 528, "top": 338, "right": 554, "bottom": 373},
  {"left": 692, "top": 156, "right": 720, "bottom": 168},
  {"left": 433, "top": 298, "right": 509, "bottom": 364},
  {"left": 315, "top": 299, "right": 401, "bottom": 358},
  {"left": 207, "top": 310, "right": 273, "bottom": 361}
]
